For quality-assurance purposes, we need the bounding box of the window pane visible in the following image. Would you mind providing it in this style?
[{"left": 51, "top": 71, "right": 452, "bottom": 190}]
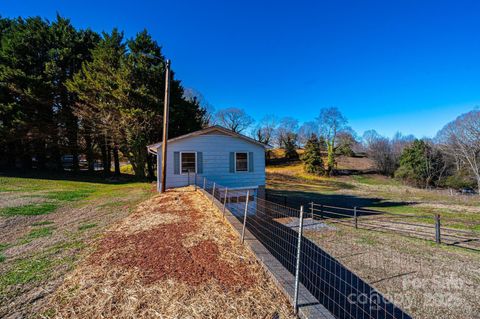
[
  {"left": 181, "top": 153, "right": 196, "bottom": 173},
  {"left": 236, "top": 153, "right": 248, "bottom": 171}
]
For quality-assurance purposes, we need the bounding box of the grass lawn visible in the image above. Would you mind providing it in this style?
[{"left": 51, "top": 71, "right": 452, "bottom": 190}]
[
  {"left": 0, "top": 174, "right": 153, "bottom": 318},
  {"left": 267, "top": 159, "right": 480, "bottom": 318},
  {"left": 266, "top": 162, "right": 480, "bottom": 231}
]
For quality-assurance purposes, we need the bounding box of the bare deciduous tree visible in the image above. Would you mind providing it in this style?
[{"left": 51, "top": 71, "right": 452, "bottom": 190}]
[
  {"left": 183, "top": 88, "right": 215, "bottom": 127},
  {"left": 253, "top": 115, "right": 277, "bottom": 145},
  {"left": 317, "top": 107, "right": 348, "bottom": 175},
  {"left": 363, "top": 130, "right": 396, "bottom": 175},
  {"left": 298, "top": 121, "right": 318, "bottom": 147},
  {"left": 436, "top": 110, "right": 480, "bottom": 192},
  {"left": 275, "top": 117, "right": 299, "bottom": 147},
  {"left": 215, "top": 107, "right": 254, "bottom": 133},
  {"left": 363, "top": 130, "right": 414, "bottom": 176}
]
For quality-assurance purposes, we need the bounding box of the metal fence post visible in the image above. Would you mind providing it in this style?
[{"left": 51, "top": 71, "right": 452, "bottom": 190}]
[
  {"left": 203, "top": 177, "right": 206, "bottom": 190},
  {"left": 187, "top": 170, "right": 190, "bottom": 186},
  {"left": 294, "top": 205, "right": 305, "bottom": 314},
  {"left": 435, "top": 214, "right": 441, "bottom": 244},
  {"left": 194, "top": 172, "right": 197, "bottom": 190},
  {"left": 241, "top": 190, "right": 250, "bottom": 243},
  {"left": 223, "top": 187, "right": 228, "bottom": 217},
  {"left": 310, "top": 202, "right": 314, "bottom": 219},
  {"left": 354, "top": 206, "right": 358, "bottom": 229},
  {"left": 211, "top": 182, "right": 216, "bottom": 205}
]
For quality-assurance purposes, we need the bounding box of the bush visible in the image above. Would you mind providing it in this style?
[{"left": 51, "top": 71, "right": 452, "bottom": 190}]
[
  {"left": 284, "top": 137, "right": 299, "bottom": 160},
  {"left": 394, "top": 140, "right": 445, "bottom": 187},
  {"left": 442, "top": 173, "right": 476, "bottom": 189}
]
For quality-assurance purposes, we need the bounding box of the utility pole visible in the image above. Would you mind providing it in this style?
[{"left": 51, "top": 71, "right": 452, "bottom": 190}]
[{"left": 160, "top": 59, "right": 171, "bottom": 193}]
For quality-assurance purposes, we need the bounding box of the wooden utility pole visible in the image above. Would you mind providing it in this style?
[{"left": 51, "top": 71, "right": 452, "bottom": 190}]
[{"left": 160, "top": 60, "right": 171, "bottom": 193}]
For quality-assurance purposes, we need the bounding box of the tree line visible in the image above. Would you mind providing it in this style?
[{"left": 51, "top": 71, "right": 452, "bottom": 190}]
[
  {"left": 210, "top": 106, "right": 356, "bottom": 176},
  {"left": 210, "top": 106, "right": 480, "bottom": 192},
  {"left": 363, "top": 110, "right": 480, "bottom": 192},
  {"left": 0, "top": 15, "right": 206, "bottom": 178}
]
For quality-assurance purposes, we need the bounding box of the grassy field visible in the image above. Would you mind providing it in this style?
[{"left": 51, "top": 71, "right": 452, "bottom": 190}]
[
  {"left": 0, "top": 174, "right": 153, "bottom": 318},
  {"left": 267, "top": 159, "right": 480, "bottom": 231},
  {"left": 266, "top": 157, "right": 480, "bottom": 318}
]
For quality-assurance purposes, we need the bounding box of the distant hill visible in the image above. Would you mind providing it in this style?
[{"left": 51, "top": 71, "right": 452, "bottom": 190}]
[{"left": 267, "top": 148, "right": 375, "bottom": 175}]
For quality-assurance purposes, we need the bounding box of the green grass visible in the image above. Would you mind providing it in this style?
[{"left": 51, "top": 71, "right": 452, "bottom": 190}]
[
  {"left": 78, "top": 223, "right": 97, "bottom": 231},
  {"left": 0, "top": 256, "right": 53, "bottom": 292},
  {"left": 26, "top": 227, "right": 55, "bottom": 240},
  {"left": 47, "top": 240, "right": 86, "bottom": 254},
  {"left": 0, "top": 243, "right": 8, "bottom": 263},
  {"left": 0, "top": 203, "right": 58, "bottom": 216},
  {"left": 31, "top": 220, "right": 54, "bottom": 226},
  {"left": 46, "top": 189, "right": 94, "bottom": 202},
  {"left": 352, "top": 174, "right": 400, "bottom": 186},
  {"left": 0, "top": 175, "right": 153, "bottom": 310}
]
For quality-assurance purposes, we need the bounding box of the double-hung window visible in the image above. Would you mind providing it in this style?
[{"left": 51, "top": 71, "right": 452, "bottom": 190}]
[
  {"left": 235, "top": 152, "right": 248, "bottom": 172},
  {"left": 180, "top": 152, "right": 196, "bottom": 174}
]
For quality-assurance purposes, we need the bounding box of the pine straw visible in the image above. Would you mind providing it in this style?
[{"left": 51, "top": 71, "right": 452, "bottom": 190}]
[{"left": 45, "top": 187, "right": 294, "bottom": 318}]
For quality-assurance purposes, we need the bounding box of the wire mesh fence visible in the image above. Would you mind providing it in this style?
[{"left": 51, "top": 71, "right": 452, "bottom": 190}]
[{"left": 192, "top": 176, "right": 413, "bottom": 319}]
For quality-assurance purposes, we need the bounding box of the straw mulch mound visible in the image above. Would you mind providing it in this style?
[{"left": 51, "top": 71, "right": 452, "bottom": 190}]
[{"left": 46, "top": 187, "right": 294, "bottom": 318}]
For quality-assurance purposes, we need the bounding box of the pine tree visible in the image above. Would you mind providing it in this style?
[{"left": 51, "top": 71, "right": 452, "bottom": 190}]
[
  {"left": 301, "top": 134, "right": 325, "bottom": 175},
  {"left": 66, "top": 29, "right": 126, "bottom": 176}
]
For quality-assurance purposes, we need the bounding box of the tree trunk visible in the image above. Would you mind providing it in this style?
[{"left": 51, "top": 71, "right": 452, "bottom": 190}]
[
  {"left": 147, "top": 153, "right": 155, "bottom": 181},
  {"left": 113, "top": 144, "right": 120, "bottom": 176},
  {"left": 34, "top": 140, "right": 46, "bottom": 170},
  {"left": 6, "top": 142, "right": 16, "bottom": 168},
  {"left": 100, "top": 142, "right": 109, "bottom": 176},
  {"left": 85, "top": 134, "right": 95, "bottom": 172},
  {"left": 477, "top": 176, "right": 480, "bottom": 196},
  {"left": 326, "top": 141, "right": 335, "bottom": 176},
  {"left": 50, "top": 143, "right": 63, "bottom": 171},
  {"left": 64, "top": 94, "right": 80, "bottom": 171},
  {"left": 106, "top": 145, "right": 112, "bottom": 174},
  {"left": 21, "top": 140, "right": 32, "bottom": 170}
]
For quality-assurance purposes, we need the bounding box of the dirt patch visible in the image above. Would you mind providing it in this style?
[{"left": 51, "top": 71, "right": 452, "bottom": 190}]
[
  {"left": 47, "top": 187, "right": 294, "bottom": 318},
  {"left": 0, "top": 192, "right": 47, "bottom": 209},
  {"left": 0, "top": 180, "right": 152, "bottom": 319},
  {"left": 305, "top": 223, "right": 480, "bottom": 319},
  {"left": 90, "top": 191, "right": 255, "bottom": 288},
  {"left": 92, "top": 222, "right": 254, "bottom": 287}
]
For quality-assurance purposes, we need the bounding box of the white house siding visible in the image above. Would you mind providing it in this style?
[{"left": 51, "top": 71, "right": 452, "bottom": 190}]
[{"left": 158, "top": 133, "right": 266, "bottom": 190}]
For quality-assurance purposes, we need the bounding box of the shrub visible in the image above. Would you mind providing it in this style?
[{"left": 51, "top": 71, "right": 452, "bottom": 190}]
[{"left": 301, "top": 134, "right": 325, "bottom": 175}]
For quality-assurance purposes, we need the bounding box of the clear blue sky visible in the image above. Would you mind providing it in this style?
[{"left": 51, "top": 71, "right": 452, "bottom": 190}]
[{"left": 3, "top": 0, "right": 480, "bottom": 138}]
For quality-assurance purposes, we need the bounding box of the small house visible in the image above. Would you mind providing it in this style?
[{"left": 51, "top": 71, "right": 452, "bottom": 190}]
[{"left": 147, "top": 126, "right": 269, "bottom": 200}]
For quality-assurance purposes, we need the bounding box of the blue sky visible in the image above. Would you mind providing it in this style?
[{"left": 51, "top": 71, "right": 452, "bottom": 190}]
[{"left": 3, "top": 0, "right": 480, "bottom": 138}]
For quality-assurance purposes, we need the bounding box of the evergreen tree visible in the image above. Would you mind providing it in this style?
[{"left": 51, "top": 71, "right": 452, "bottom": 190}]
[
  {"left": 301, "top": 134, "right": 325, "bottom": 175},
  {"left": 0, "top": 17, "right": 53, "bottom": 169},
  {"left": 47, "top": 15, "right": 99, "bottom": 170},
  {"left": 66, "top": 29, "right": 126, "bottom": 176},
  {"left": 395, "top": 139, "right": 446, "bottom": 187},
  {"left": 283, "top": 133, "right": 299, "bottom": 160}
]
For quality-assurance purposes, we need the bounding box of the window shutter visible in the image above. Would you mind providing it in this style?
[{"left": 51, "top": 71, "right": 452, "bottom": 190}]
[
  {"left": 196, "top": 152, "right": 203, "bottom": 174},
  {"left": 248, "top": 152, "right": 254, "bottom": 172},
  {"left": 229, "top": 152, "right": 235, "bottom": 173},
  {"left": 173, "top": 152, "right": 180, "bottom": 175}
]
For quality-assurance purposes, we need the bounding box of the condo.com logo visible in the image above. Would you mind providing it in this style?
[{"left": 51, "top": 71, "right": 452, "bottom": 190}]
[{"left": 347, "top": 274, "right": 468, "bottom": 312}]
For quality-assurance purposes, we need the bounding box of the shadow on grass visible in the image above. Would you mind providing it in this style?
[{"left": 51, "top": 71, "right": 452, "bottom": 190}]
[
  {"left": 266, "top": 188, "right": 415, "bottom": 218},
  {"left": 0, "top": 169, "right": 150, "bottom": 185},
  {"left": 267, "top": 172, "right": 356, "bottom": 190}
]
